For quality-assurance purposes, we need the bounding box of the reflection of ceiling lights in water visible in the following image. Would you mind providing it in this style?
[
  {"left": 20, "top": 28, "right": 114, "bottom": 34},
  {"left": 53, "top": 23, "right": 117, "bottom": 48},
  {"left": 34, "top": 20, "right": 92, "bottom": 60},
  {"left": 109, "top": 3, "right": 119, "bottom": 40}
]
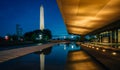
[
  {"left": 64, "top": 44, "right": 66, "bottom": 50},
  {"left": 64, "top": 46, "right": 66, "bottom": 50},
  {"left": 96, "top": 48, "right": 99, "bottom": 50},
  {"left": 92, "top": 47, "right": 95, "bottom": 49},
  {"left": 112, "top": 52, "right": 117, "bottom": 56},
  {"left": 71, "top": 45, "right": 74, "bottom": 49},
  {"left": 102, "top": 49, "right": 106, "bottom": 52}
]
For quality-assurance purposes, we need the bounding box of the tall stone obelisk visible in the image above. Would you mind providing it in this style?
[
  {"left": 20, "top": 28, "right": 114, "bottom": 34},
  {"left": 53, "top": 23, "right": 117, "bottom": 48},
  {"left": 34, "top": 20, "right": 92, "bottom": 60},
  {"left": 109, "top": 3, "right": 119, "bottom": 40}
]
[
  {"left": 40, "top": 5, "right": 44, "bottom": 30},
  {"left": 40, "top": 6, "right": 45, "bottom": 70}
]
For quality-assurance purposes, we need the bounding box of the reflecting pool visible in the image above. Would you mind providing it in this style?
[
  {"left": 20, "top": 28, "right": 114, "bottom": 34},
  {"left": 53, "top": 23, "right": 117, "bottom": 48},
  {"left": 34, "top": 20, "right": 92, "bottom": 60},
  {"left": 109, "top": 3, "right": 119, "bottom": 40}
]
[{"left": 0, "top": 42, "right": 80, "bottom": 70}]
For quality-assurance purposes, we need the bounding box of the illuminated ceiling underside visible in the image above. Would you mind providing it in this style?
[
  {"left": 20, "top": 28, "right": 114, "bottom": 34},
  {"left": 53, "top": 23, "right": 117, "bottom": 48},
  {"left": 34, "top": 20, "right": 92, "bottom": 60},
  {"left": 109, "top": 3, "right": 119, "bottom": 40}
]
[{"left": 57, "top": 0, "right": 120, "bottom": 35}]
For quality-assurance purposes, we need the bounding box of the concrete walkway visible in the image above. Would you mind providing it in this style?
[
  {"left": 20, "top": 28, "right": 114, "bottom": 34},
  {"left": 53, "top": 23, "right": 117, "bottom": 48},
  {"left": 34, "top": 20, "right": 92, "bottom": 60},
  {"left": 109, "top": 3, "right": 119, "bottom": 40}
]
[
  {"left": 66, "top": 50, "right": 105, "bottom": 70},
  {"left": 0, "top": 43, "right": 58, "bottom": 63}
]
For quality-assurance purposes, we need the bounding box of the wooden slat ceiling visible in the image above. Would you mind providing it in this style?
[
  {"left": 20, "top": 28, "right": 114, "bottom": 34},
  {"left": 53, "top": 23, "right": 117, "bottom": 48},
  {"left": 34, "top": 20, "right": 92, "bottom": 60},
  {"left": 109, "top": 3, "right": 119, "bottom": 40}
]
[{"left": 57, "top": 0, "right": 120, "bottom": 35}]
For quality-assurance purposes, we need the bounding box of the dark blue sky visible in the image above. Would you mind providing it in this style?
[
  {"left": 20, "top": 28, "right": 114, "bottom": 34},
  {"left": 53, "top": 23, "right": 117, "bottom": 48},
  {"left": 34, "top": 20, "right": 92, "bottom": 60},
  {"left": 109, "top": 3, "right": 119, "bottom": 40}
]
[{"left": 0, "top": 0, "right": 68, "bottom": 37}]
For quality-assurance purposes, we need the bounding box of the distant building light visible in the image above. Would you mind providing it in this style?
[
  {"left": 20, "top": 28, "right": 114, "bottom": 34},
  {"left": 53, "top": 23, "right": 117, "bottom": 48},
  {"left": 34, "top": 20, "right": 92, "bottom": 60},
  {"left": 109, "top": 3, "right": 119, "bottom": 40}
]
[
  {"left": 5, "top": 36, "right": 9, "bottom": 40},
  {"left": 20, "top": 39, "right": 23, "bottom": 41},
  {"left": 94, "top": 35, "right": 97, "bottom": 38},
  {"left": 39, "top": 35, "right": 42, "bottom": 40}
]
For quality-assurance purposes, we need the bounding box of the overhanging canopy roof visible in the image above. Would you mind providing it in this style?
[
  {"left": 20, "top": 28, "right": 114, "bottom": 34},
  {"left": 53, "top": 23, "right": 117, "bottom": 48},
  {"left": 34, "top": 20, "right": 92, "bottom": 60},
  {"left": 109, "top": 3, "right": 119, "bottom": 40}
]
[{"left": 57, "top": 0, "right": 120, "bottom": 35}]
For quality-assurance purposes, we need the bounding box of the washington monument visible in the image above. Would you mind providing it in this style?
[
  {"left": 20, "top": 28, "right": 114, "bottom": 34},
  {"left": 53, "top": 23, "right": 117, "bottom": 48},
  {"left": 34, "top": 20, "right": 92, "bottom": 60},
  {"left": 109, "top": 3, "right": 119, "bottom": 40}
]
[
  {"left": 40, "top": 5, "right": 44, "bottom": 30},
  {"left": 40, "top": 5, "right": 45, "bottom": 70}
]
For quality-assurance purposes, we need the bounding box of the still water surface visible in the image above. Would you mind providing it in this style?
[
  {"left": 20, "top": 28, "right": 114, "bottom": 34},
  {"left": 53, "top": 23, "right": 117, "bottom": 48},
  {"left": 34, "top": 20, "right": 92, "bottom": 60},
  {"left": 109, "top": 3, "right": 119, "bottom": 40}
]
[{"left": 0, "top": 43, "right": 80, "bottom": 70}]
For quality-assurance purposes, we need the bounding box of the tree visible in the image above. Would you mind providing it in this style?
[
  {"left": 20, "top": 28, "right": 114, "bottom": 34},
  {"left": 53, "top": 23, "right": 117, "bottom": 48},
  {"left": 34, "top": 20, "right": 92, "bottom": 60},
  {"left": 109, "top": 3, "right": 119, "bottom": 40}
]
[
  {"left": 24, "top": 31, "right": 34, "bottom": 41},
  {"left": 23, "top": 29, "right": 52, "bottom": 42},
  {"left": 43, "top": 29, "right": 52, "bottom": 39}
]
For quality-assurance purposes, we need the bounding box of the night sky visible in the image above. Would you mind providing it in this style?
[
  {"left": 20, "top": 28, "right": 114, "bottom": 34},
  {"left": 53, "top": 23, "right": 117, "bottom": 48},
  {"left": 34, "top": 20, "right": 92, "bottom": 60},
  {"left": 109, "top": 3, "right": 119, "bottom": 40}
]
[{"left": 0, "top": 0, "right": 68, "bottom": 37}]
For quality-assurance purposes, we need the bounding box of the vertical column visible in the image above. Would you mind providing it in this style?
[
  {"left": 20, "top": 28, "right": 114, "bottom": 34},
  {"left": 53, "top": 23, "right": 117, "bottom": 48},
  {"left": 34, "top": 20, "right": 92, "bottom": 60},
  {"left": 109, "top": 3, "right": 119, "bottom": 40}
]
[
  {"left": 40, "top": 53, "right": 45, "bottom": 70},
  {"left": 110, "top": 31, "right": 113, "bottom": 47},
  {"left": 118, "top": 29, "right": 120, "bottom": 48},
  {"left": 116, "top": 29, "right": 118, "bottom": 43},
  {"left": 40, "top": 5, "right": 45, "bottom": 30},
  {"left": 99, "top": 35, "right": 102, "bottom": 44},
  {"left": 115, "top": 29, "right": 118, "bottom": 43},
  {"left": 101, "top": 33, "right": 103, "bottom": 43},
  {"left": 114, "top": 30, "right": 116, "bottom": 43},
  {"left": 99, "top": 33, "right": 103, "bottom": 47},
  {"left": 114, "top": 29, "right": 118, "bottom": 48},
  {"left": 107, "top": 31, "right": 109, "bottom": 42}
]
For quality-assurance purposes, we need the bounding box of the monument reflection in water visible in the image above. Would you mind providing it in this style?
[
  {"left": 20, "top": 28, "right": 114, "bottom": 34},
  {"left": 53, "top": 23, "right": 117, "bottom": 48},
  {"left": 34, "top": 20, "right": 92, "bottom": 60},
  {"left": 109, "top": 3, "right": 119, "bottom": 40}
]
[
  {"left": 34, "top": 47, "right": 52, "bottom": 70},
  {"left": 34, "top": 42, "right": 80, "bottom": 70}
]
